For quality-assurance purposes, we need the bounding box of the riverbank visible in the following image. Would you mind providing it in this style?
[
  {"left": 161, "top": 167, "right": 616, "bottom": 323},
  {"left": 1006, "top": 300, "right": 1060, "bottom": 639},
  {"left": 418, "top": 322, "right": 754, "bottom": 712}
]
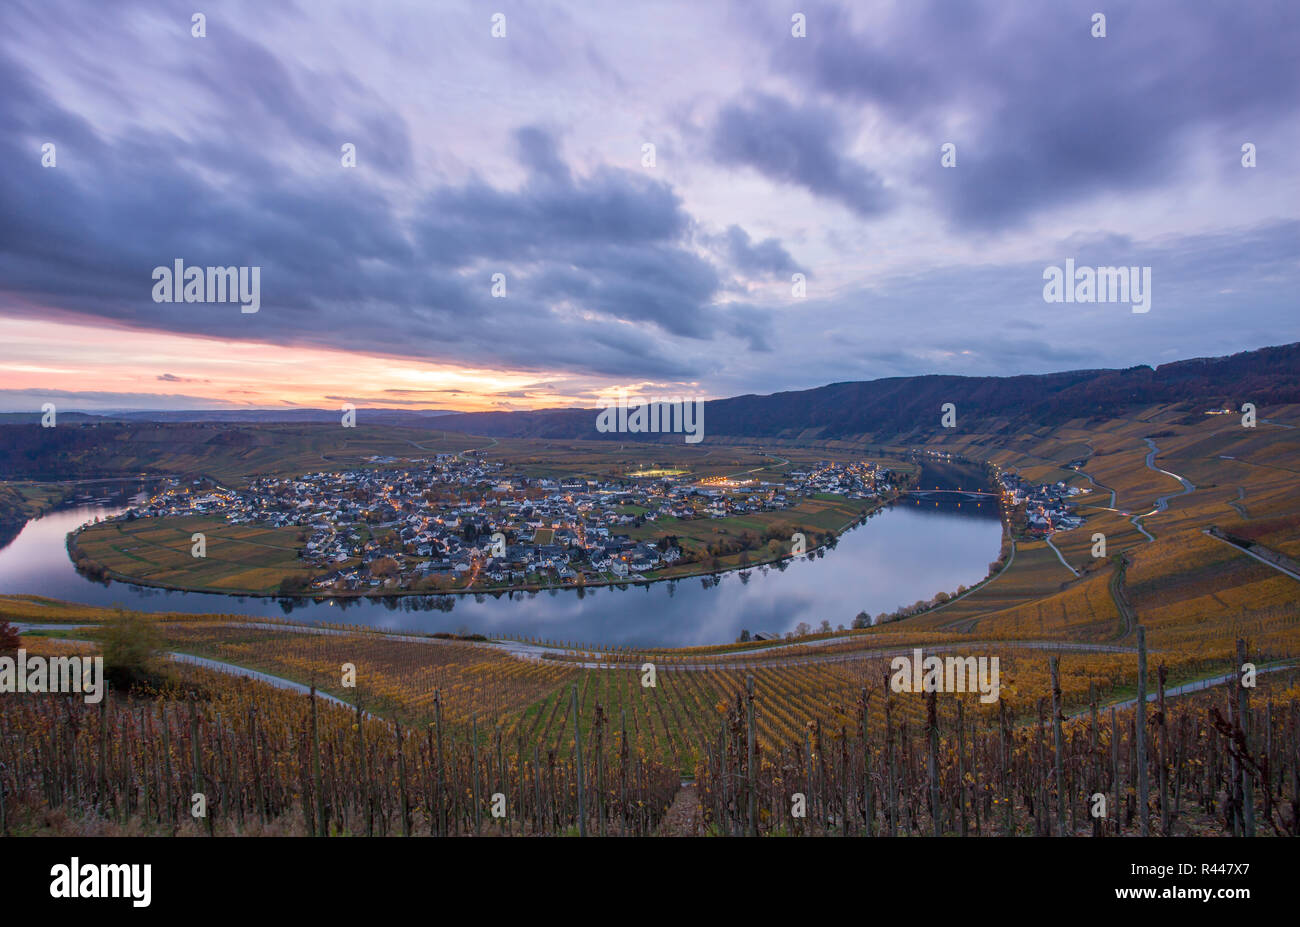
[
  {"left": 2, "top": 472, "right": 1003, "bottom": 647},
  {"left": 0, "top": 481, "right": 74, "bottom": 547},
  {"left": 64, "top": 492, "right": 892, "bottom": 601}
]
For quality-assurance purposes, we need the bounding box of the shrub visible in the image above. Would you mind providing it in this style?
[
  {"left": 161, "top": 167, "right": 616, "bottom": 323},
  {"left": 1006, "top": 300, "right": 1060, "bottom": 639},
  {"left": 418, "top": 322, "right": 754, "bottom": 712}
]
[
  {"left": 100, "top": 610, "right": 164, "bottom": 690},
  {"left": 0, "top": 619, "right": 20, "bottom": 656}
]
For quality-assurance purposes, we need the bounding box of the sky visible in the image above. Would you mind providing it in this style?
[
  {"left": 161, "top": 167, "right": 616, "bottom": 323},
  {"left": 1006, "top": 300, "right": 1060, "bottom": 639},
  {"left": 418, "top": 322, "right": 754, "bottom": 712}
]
[{"left": 0, "top": 0, "right": 1297, "bottom": 413}]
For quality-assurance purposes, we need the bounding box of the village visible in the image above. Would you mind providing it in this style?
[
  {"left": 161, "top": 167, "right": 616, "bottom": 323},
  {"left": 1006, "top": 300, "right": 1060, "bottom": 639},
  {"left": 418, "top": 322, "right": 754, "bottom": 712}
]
[
  {"left": 996, "top": 468, "right": 1086, "bottom": 536},
  {"left": 119, "top": 455, "right": 894, "bottom": 593}
]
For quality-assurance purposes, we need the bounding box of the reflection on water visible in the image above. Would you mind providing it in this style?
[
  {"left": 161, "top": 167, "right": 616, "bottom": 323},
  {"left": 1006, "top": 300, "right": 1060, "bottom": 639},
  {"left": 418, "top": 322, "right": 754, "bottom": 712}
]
[{"left": 0, "top": 480, "right": 1002, "bottom": 647}]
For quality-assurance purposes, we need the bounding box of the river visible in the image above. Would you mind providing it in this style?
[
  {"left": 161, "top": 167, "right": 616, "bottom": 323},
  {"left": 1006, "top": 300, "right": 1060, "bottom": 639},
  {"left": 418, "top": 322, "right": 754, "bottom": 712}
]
[{"left": 0, "top": 474, "right": 1003, "bottom": 647}]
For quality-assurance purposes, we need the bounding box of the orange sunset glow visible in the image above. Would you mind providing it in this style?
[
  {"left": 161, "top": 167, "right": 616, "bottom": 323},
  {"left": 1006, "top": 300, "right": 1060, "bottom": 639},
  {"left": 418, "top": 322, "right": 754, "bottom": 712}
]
[{"left": 0, "top": 317, "right": 599, "bottom": 412}]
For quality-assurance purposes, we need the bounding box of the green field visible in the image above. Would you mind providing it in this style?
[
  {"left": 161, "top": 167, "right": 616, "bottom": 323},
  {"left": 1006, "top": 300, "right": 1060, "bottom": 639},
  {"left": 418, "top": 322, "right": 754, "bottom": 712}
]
[{"left": 71, "top": 515, "right": 313, "bottom": 594}]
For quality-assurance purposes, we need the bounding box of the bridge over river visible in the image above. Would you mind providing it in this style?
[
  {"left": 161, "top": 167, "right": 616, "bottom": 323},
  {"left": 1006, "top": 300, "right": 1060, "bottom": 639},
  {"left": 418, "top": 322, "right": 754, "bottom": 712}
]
[{"left": 903, "top": 489, "right": 998, "bottom": 502}]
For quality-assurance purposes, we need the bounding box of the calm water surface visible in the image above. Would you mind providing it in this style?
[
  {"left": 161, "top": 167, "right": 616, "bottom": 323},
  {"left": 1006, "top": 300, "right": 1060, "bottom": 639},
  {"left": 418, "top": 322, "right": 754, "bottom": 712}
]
[{"left": 0, "top": 478, "right": 1002, "bottom": 647}]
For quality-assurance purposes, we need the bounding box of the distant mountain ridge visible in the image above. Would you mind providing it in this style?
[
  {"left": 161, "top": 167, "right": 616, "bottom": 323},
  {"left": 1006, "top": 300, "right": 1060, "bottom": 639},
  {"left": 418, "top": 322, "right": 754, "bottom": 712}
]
[
  {"left": 1, "top": 343, "right": 1296, "bottom": 440},
  {"left": 432, "top": 342, "right": 1300, "bottom": 441}
]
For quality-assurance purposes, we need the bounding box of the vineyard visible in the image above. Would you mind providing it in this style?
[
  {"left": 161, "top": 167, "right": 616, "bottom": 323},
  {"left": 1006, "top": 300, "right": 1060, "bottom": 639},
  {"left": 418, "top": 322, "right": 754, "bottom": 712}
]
[
  {"left": 155, "top": 622, "right": 578, "bottom": 727},
  {"left": 698, "top": 658, "right": 1300, "bottom": 837},
  {"left": 3, "top": 639, "right": 1297, "bottom": 837},
  {"left": 0, "top": 664, "right": 679, "bottom": 837},
  {"left": 127, "top": 621, "right": 1220, "bottom": 772},
  {"left": 2, "top": 408, "right": 1299, "bottom": 837}
]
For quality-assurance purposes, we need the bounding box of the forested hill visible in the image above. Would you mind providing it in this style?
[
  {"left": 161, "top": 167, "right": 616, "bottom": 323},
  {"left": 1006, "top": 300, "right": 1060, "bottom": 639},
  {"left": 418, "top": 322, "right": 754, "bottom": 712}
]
[
  {"left": 0, "top": 345, "right": 1296, "bottom": 470},
  {"left": 432, "top": 342, "right": 1300, "bottom": 441}
]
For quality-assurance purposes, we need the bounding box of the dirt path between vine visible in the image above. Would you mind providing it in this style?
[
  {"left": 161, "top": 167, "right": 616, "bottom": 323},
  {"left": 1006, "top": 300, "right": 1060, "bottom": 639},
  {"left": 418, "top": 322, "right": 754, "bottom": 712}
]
[{"left": 657, "top": 781, "right": 703, "bottom": 836}]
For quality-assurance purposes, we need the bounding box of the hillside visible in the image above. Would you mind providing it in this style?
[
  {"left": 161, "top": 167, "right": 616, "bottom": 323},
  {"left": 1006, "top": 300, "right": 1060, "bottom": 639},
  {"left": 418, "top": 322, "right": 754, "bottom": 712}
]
[{"left": 433, "top": 343, "right": 1300, "bottom": 441}]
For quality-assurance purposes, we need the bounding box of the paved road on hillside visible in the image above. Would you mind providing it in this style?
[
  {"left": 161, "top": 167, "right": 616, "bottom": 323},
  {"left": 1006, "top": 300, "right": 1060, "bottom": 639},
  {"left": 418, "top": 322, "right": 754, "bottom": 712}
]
[
  {"left": 1069, "top": 661, "right": 1299, "bottom": 717},
  {"left": 167, "top": 652, "right": 369, "bottom": 712},
  {"left": 1129, "top": 437, "right": 1196, "bottom": 541},
  {"left": 1044, "top": 534, "right": 1079, "bottom": 576},
  {"left": 1204, "top": 530, "right": 1300, "bottom": 582},
  {"left": 18, "top": 620, "right": 1144, "bottom": 675}
]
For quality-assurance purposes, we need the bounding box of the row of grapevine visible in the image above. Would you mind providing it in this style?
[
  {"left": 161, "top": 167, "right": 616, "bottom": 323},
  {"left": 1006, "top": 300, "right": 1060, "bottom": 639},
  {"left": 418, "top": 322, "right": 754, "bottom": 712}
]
[
  {"left": 0, "top": 667, "right": 676, "bottom": 837},
  {"left": 697, "top": 646, "right": 1300, "bottom": 837}
]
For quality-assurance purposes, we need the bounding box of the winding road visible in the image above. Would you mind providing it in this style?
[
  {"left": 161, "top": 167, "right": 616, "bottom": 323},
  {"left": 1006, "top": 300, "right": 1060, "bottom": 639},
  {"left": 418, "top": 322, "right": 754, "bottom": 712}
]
[
  {"left": 458, "top": 436, "right": 499, "bottom": 459},
  {"left": 1129, "top": 437, "right": 1196, "bottom": 541},
  {"left": 1043, "top": 534, "right": 1079, "bottom": 576},
  {"left": 23, "top": 621, "right": 1287, "bottom": 732},
  {"left": 16, "top": 619, "right": 1144, "bottom": 674}
]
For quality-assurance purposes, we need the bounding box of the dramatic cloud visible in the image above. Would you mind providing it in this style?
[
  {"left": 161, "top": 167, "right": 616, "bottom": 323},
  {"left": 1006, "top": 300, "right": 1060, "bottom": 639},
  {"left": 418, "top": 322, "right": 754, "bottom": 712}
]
[
  {"left": 0, "top": 36, "right": 754, "bottom": 381},
  {"left": 769, "top": 0, "right": 1300, "bottom": 229},
  {"left": 0, "top": 388, "right": 243, "bottom": 411},
  {"left": 721, "top": 226, "right": 799, "bottom": 279},
  {"left": 709, "top": 93, "right": 892, "bottom": 218},
  {"left": 0, "top": 0, "right": 1295, "bottom": 410}
]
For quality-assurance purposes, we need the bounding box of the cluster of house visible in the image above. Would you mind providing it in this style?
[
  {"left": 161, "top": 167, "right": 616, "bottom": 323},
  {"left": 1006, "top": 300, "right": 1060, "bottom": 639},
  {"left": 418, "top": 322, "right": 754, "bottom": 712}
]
[
  {"left": 781, "top": 460, "right": 889, "bottom": 498},
  {"left": 997, "top": 470, "right": 1086, "bottom": 535},
  {"left": 120, "top": 455, "right": 891, "bottom": 592}
]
